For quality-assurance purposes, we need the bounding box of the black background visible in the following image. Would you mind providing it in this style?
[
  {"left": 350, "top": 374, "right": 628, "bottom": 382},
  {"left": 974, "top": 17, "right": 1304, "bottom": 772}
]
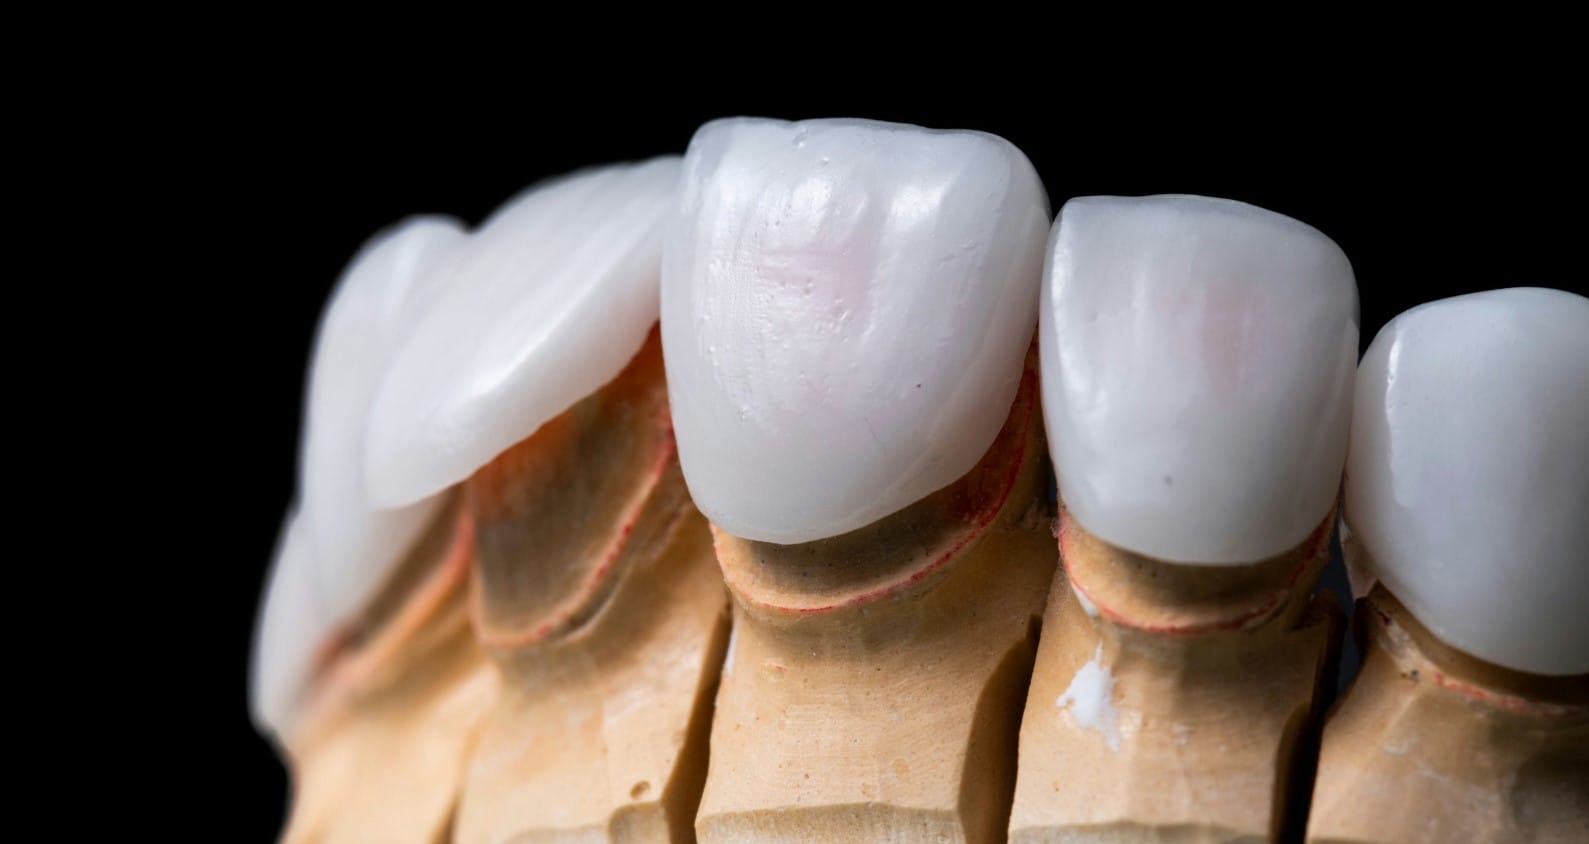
[{"left": 195, "top": 91, "right": 1583, "bottom": 840}]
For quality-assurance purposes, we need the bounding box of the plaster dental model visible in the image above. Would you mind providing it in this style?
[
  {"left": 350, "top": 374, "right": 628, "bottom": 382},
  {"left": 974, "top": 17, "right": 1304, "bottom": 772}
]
[
  {"left": 1307, "top": 287, "right": 1589, "bottom": 843},
  {"left": 1011, "top": 195, "right": 1360, "bottom": 842},
  {"left": 662, "top": 117, "right": 1054, "bottom": 843},
  {"left": 256, "top": 157, "right": 731, "bottom": 844},
  {"left": 251, "top": 217, "right": 499, "bottom": 844},
  {"left": 362, "top": 157, "right": 731, "bottom": 844}
]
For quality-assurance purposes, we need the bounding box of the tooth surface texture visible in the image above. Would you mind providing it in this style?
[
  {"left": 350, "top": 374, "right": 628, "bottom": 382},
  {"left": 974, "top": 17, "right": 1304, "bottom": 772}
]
[
  {"left": 1344, "top": 287, "right": 1589, "bottom": 675},
  {"left": 252, "top": 218, "right": 464, "bottom": 737},
  {"left": 662, "top": 117, "right": 1049, "bottom": 543},
  {"left": 1042, "top": 195, "right": 1358, "bottom": 564},
  {"left": 366, "top": 157, "right": 681, "bottom": 508}
]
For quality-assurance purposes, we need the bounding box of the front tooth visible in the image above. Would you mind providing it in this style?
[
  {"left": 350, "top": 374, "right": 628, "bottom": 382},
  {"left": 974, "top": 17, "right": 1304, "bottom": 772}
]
[
  {"left": 1042, "top": 195, "right": 1359, "bottom": 563},
  {"left": 252, "top": 217, "right": 464, "bottom": 737},
  {"left": 669, "top": 117, "right": 1056, "bottom": 843},
  {"left": 365, "top": 157, "right": 681, "bottom": 508},
  {"left": 301, "top": 216, "right": 464, "bottom": 620},
  {"left": 662, "top": 117, "right": 1049, "bottom": 543},
  {"left": 1344, "top": 287, "right": 1589, "bottom": 675}
]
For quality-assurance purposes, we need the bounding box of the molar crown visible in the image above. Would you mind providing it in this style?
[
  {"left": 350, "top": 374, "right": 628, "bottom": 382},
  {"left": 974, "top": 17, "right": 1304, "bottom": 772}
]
[
  {"left": 662, "top": 117, "right": 1049, "bottom": 544},
  {"left": 1345, "top": 287, "right": 1589, "bottom": 676},
  {"left": 1042, "top": 195, "right": 1359, "bottom": 565}
]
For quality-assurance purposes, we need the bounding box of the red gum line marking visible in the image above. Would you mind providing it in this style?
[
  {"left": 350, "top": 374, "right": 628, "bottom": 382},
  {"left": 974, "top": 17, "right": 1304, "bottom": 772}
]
[
  {"left": 313, "top": 505, "right": 478, "bottom": 696},
  {"left": 1062, "top": 517, "right": 1329, "bottom": 636},
  {"left": 1370, "top": 604, "right": 1585, "bottom": 719},
  {"left": 733, "top": 364, "right": 1038, "bottom": 616},
  {"left": 471, "top": 411, "right": 677, "bottom": 650}
]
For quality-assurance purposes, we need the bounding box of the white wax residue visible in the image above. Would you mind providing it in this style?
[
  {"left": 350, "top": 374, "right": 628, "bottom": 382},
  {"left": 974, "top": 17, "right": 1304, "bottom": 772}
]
[
  {"left": 1071, "top": 584, "right": 1100, "bottom": 619},
  {"left": 722, "top": 626, "right": 740, "bottom": 675},
  {"left": 1056, "top": 643, "right": 1121, "bottom": 752}
]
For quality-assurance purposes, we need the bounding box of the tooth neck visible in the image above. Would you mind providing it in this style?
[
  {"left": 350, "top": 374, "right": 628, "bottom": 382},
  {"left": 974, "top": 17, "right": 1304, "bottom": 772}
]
[
  {"left": 466, "top": 329, "right": 688, "bottom": 654},
  {"left": 1060, "top": 508, "right": 1332, "bottom": 638},
  {"left": 715, "top": 349, "right": 1042, "bottom": 633},
  {"left": 1361, "top": 585, "right": 1589, "bottom": 714},
  {"left": 1307, "top": 581, "right": 1586, "bottom": 844}
]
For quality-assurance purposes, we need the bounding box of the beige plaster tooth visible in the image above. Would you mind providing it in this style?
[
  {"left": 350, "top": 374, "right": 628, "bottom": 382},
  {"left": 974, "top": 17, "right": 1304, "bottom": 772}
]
[
  {"left": 1009, "top": 507, "right": 1342, "bottom": 843},
  {"left": 694, "top": 348, "right": 1057, "bottom": 844},
  {"left": 1305, "top": 584, "right": 1589, "bottom": 843},
  {"left": 281, "top": 496, "right": 498, "bottom": 844},
  {"left": 453, "top": 331, "right": 729, "bottom": 844}
]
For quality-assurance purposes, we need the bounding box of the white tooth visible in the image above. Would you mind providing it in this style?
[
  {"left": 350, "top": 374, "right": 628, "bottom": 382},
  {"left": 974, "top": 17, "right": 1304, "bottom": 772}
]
[
  {"left": 662, "top": 117, "right": 1049, "bottom": 543},
  {"left": 366, "top": 157, "right": 681, "bottom": 507},
  {"left": 250, "top": 512, "right": 332, "bottom": 739},
  {"left": 1042, "top": 195, "right": 1358, "bottom": 564},
  {"left": 1344, "top": 287, "right": 1589, "bottom": 676},
  {"left": 302, "top": 217, "right": 464, "bottom": 618},
  {"left": 252, "top": 217, "right": 463, "bottom": 737}
]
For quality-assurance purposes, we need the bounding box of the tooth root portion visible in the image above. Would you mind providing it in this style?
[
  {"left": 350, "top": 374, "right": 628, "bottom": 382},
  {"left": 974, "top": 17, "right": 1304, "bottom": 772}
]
[
  {"left": 1042, "top": 195, "right": 1358, "bottom": 564},
  {"left": 662, "top": 117, "right": 1049, "bottom": 543},
  {"left": 280, "top": 503, "right": 498, "bottom": 844},
  {"left": 366, "top": 157, "right": 682, "bottom": 510},
  {"left": 252, "top": 217, "right": 465, "bottom": 739},
  {"left": 697, "top": 350, "right": 1055, "bottom": 844},
  {"left": 1344, "top": 287, "right": 1589, "bottom": 675},
  {"left": 451, "top": 330, "right": 730, "bottom": 844}
]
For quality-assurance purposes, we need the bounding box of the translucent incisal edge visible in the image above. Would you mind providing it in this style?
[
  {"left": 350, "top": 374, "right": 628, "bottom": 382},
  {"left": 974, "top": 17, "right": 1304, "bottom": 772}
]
[
  {"left": 661, "top": 117, "right": 1049, "bottom": 544},
  {"left": 364, "top": 157, "right": 682, "bottom": 509},
  {"left": 1344, "top": 287, "right": 1589, "bottom": 676},
  {"left": 1041, "top": 195, "right": 1359, "bottom": 565}
]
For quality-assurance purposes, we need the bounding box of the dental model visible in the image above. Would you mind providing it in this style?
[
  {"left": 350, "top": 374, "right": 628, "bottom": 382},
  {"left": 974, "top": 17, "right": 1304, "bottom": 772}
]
[
  {"left": 1011, "top": 196, "right": 1359, "bottom": 841},
  {"left": 1307, "top": 288, "right": 1589, "bottom": 843},
  {"left": 663, "top": 117, "right": 1054, "bottom": 842},
  {"left": 363, "top": 157, "right": 731, "bottom": 844},
  {"left": 257, "top": 157, "right": 732, "bottom": 844},
  {"left": 251, "top": 217, "right": 499, "bottom": 843}
]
